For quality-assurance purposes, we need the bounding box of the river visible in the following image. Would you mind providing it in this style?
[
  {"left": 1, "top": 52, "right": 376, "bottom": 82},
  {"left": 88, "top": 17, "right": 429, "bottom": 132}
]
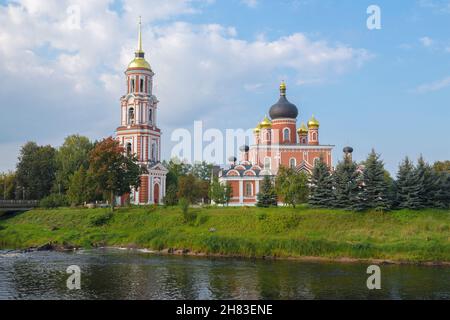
[{"left": 0, "top": 248, "right": 448, "bottom": 300}]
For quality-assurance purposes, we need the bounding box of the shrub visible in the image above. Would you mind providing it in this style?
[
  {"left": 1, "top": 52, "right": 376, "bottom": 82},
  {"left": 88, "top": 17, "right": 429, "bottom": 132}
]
[
  {"left": 179, "top": 198, "right": 196, "bottom": 223},
  {"left": 40, "top": 194, "right": 69, "bottom": 209},
  {"left": 89, "top": 211, "right": 113, "bottom": 227}
]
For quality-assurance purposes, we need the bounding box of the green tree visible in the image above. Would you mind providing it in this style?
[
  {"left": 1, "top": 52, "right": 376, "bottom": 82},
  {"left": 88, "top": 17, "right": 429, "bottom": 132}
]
[
  {"left": 55, "top": 135, "right": 93, "bottom": 192},
  {"left": 88, "top": 137, "right": 144, "bottom": 211},
  {"left": 332, "top": 157, "right": 360, "bottom": 210},
  {"left": 209, "top": 176, "right": 227, "bottom": 205},
  {"left": 164, "top": 184, "right": 179, "bottom": 206},
  {"left": 192, "top": 161, "right": 213, "bottom": 181},
  {"left": 16, "top": 142, "right": 57, "bottom": 200},
  {"left": 433, "top": 172, "right": 450, "bottom": 209},
  {"left": 395, "top": 157, "right": 422, "bottom": 210},
  {"left": 177, "top": 174, "right": 201, "bottom": 204},
  {"left": 66, "top": 166, "right": 101, "bottom": 206},
  {"left": 224, "top": 183, "right": 233, "bottom": 206},
  {"left": 361, "top": 150, "right": 391, "bottom": 211},
  {"left": 433, "top": 161, "right": 450, "bottom": 174},
  {"left": 308, "top": 158, "right": 333, "bottom": 208},
  {"left": 256, "top": 175, "right": 278, "bottom": 207},
  {"left": 275, "top": 166, "right": 309, "bottom": 208},
  {"left": 0, "top": 172, "right": 16, "bottom": 200},
  {"left": 416, "top": 156, "right": 439, "bottom": 208}
]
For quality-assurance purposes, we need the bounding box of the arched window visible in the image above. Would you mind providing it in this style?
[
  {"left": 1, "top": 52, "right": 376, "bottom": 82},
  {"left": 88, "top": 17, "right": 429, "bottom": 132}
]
[
  {"left": 130, "top": 79, "right": 135, "bottom": 93},
  {"left": 151, "top": 142, "right": 157, "bottom": 162},
  {"left": 140, "top": 78, "right": 144, "bottom": 93},
  {"left": 264, "top": 157, "right": 271, "bottom": 170},
  {"left": 312, "top": 132, "right": 317, "bottom": 141},
  {"left": 283, "top": 128, "right": 290, "bottom": 142},
  {"left": 290, "top": 158, "right": 296, "bottom": 169},
  {"left": 128, "top": 108, "right": 135, "bottom": 125},
  {"left": 126, "top": 143, "right": 132, "bottom": 156},
  {"left": 245, "top": 182, "right": 253, "bottom": 197}
]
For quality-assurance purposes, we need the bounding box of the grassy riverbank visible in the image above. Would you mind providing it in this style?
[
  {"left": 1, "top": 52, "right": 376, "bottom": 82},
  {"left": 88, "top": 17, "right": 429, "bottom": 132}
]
[{"left": 0, "top": 206, "right": 449, "bottom": 263}]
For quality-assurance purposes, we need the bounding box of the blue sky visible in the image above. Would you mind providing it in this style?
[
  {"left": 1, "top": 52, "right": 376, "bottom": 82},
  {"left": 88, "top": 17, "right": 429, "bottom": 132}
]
[{"left": 0, "top": 0, "right": 449, "bottom": 174}]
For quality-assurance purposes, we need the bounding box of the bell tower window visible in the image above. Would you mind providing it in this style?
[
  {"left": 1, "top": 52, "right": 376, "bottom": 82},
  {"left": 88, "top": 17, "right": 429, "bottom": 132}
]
[
  {"left": 128, "top": 108, "right": 135, "bottom": 125},
  {"left": 126, "top": 143, "right": 132, "bottom": 156},
  {"left": 130, "top": 79, "right": 135, "bottom": 93},
  {"left": 140, "top": 78, "right": 144, "bottom": 93},
  {"left": 149, "top": 108, "right": 153, "bottom": 125}
]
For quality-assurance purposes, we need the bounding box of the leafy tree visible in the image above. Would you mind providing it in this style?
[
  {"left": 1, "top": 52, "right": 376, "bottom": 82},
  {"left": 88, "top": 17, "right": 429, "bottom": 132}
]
[
  {"left": 361, "top": 150, "right": 391, "bottom": 211},
  {"left": 192, "top": 161, "right": 213, "bottom": 181},
  {"left": 177, "top": 174, "right": 201, "bottom": 204},
  {"left": 16, "top": 142, "right": 57, "bottom": 200},
  {"left": 308, "top": 158, "right": 333, "bottom": 208},
  {"left": 395, "top": 157, "right": 422, "bottom": 210},
  {"left": 66, "top": 166, "right": 101, "bottom": 206},
  {"left": 332, "top": 158, "right": 360, "bottom": 210},
  {"left": 275, "top": 166, "right": 309, "bottom": 208},
  {"left": 55, "top": 135, "right": 93, "bottom": 192},
  {"left": 0, "top": 172, "right": 16, "bottom": 200},
  {"left": 209, "top": 176, "right": 233, "bottom": 206},
  {"left": 224, "top": 183, "right": 233, "bottom": 206},
  {"left": 209, "top": 176, "right": 227, "bottom": 205},
  {"left": 433, "top": 161, "right": 450, "bottom": 174},
  {"left": 256, "top": 175, "right": 278, "bottom": 207},
  {"left": 164, "top": 184, "right": 179, "bottom": 206},
  {"left": 88, "top": 137, "right": 144, "bottom": 211}
]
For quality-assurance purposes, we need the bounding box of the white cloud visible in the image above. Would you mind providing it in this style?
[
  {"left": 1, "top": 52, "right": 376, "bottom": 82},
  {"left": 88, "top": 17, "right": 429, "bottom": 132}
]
[
  {"left": 241, "top": 0, "right": 259, "bottom": 8},
  {"left": 420, "top": 36, "right": 434, "bottom": 47},
  {"left": 414, "top": 76, "right": 450, "bottom": 94},
  {"left": 0, "top": 0, "right": 371, "bottom": 171}
]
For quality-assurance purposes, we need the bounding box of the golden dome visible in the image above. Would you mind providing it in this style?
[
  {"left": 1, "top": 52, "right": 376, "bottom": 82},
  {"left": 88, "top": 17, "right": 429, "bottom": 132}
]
[
  {"left": 308, "top": 115, "right": 320, "bottom": 128},
  {"left": 128, "top": 57, "right": 152, "bottom": 70},
  {"left": 127, "top": 17, "right": 152, "bottom": 71},
  {"left": 260, "top": 116, "right": 272, "bottom": 129},
  {"left": 253, "top": 124, "right": 261, "bottom": 133},
  {"left": 297, "top": 122, "right": 308, "bottom": 134}
]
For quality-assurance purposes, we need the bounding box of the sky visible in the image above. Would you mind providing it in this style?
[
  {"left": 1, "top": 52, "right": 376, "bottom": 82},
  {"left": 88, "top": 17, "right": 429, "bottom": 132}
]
[{"left": 0, "top": 0, "right": 449, "bottom": 175}]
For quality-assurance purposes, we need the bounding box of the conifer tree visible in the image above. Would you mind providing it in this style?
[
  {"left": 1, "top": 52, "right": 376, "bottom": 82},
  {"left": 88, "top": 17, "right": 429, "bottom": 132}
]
[
  {"left": 415, "top": 156, "right": 438, "bottom": 208},
  {"left": 395, "top": 157, "right": 422, "bottom": 209},
  {"left": 332, "top": 157, "right": 360, "bottom": 210},
  {"left": 361, "top": 150, "right": 391, "bottom": 211},
  {"left": 308, "top": 158, "right": 333, "bottom": 208},
  {"left": 256, "top": 175, "right": 278, "bottom": 207},
  {"left": 433, "top": 172, "right": 450, "bottom": 209}
]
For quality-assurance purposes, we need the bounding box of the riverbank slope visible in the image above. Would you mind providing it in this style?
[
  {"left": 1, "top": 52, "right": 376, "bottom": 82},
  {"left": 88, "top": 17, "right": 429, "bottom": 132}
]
[{"left": 0, "top": 206, "right": 449, "bottom": 263}]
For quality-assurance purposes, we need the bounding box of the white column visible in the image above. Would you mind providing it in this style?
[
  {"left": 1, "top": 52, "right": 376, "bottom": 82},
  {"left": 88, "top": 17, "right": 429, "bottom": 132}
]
[
  {"left": 256, "top": 180, "right": 260, "bottom": 195},
  {"left": 239, "top": 180, "right": 244, "bottom": 205}
]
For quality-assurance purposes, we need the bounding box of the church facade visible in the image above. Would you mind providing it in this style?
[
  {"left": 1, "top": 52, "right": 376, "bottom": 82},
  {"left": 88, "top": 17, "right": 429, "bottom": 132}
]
[
  {"left": 218, "top": 82, "right": 334, "bottom": 206},
  {"left": 116, "top": 20, "right": 168, "bottom": 205}
]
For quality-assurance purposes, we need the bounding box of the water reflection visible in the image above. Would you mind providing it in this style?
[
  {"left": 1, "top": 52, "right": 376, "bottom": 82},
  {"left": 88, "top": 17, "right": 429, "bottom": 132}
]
[{"left": 0, "top": 249, "right": 448, "bottom": 300}]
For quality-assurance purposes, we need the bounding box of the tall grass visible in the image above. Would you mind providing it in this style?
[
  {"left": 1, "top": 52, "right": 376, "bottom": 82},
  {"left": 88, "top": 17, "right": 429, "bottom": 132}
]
[{"left": 0, "top": 206, "right": 449, "bottom": 262}]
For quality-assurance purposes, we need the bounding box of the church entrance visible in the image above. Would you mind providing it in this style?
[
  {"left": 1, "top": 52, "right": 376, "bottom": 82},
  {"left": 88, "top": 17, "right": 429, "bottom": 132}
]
[{"left": 153, "top": 183, "right": 160, "bottom": 204}]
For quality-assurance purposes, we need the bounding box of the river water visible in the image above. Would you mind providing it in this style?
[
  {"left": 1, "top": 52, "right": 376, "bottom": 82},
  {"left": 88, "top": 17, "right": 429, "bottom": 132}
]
[{"left": 0, "top": 248, "right": 448, "bottom": 300}]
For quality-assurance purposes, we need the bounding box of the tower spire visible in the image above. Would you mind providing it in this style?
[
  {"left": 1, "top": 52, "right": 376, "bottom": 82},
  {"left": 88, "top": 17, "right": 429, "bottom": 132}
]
[
  {"left": 137, "top": 16, "right": 143, "bottom": 54},
  {"left": 280, "top": 80, "right": 286, "bottom": 96}
]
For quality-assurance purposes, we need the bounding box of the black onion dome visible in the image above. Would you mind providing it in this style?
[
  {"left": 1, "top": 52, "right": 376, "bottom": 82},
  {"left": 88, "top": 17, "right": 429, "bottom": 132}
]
[
  {"left": 269, "top": 82, "right": 299, "bottom": 120},
  {"left": 343, "top": 146, "right": 354, "bottom": 154},
  {"left": 240, "top": 145, "right": 250, "bottom": 153}
]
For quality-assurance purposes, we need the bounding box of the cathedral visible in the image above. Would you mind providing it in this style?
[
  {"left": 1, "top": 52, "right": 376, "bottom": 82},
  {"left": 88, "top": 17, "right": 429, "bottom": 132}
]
[
  {"left": 218, "top": 82, "right": 335, "bottom": 206},
  {"left": 116, "top": 19, "right": 168, "bottom": 205}
]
